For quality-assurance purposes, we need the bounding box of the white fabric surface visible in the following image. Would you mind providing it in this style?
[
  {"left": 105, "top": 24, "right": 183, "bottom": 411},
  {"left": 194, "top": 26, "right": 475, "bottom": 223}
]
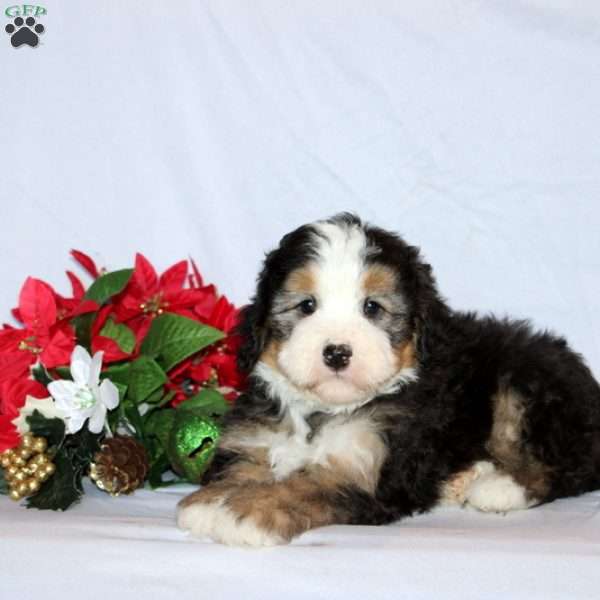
[{"left": 2, "top": 1, "right": 600, "bottom": 598}]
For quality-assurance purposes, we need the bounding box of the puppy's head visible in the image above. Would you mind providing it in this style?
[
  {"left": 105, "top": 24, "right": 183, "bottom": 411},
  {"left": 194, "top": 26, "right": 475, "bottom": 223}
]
[{"left": 237, "top": 214, "right": 440, "bottom": 409}]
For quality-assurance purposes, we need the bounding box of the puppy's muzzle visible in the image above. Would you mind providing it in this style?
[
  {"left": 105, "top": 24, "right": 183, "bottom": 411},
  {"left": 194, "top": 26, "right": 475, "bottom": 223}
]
[{"left": 323, "top": 344, "right": 353, "bottom": 371}]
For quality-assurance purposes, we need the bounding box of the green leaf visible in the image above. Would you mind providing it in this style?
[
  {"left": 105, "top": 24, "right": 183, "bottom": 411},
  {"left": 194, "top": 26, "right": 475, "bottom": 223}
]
[
  {"left": 26, "top": 452, "right": 82, "bottom": 511},
  {"left": 31, "top": 364, "right": 53, "bottom": 386},
  {"left": 71, "top": 312, "right": 95, "bottom": 350},
  {"left": 26, "top": 410, "right": 66, "bottom": 449},
  {"left": 101, "top": 363, "right": 131, "bottom": 386},
  {"left": 99, "top": 319, "right": 136, "bottom": 354},
  {"left": 144, "top": 408, "right": 176, "bottom": 451},
  {"left": 177, "top": 389, "right": 230, "bottom": 418},
  {"left": 84, "top": 269, "right": 133, "bottom": 305},
  {"left": 128, "top": 356, "right": 168, "bottom": 404},
  {"left": 53, "top": 366, "right": 72, "bottom": 380},
  {"left": 147, "top": 453, "right": 172, "bottom": 489},
  {"left": 0, "top": 469, "right": 8, "bottom": 495},
  {"left": 140, "top": 314, "right": 224, "bottom": 372},
  {"left": 123, "top": 401, "right": 145, "bottom": 444}
]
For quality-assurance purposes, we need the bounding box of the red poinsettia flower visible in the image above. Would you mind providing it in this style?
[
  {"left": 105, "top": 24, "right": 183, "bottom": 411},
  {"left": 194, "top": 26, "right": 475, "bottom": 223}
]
[
  {"left": 0, "top": 277, "right": 94, "bottom": 372},
  {"left": 114, "top": 254, "right": 217, "bottom": 324},
  {"left": 167, "top": 295, "right": 246, "bottom": 407},
  {"left": 0, "top": 377, "right": 48, "bottom": 452}
]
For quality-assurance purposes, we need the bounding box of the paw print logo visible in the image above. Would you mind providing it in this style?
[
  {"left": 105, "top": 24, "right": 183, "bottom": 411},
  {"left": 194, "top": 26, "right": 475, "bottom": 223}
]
[{"left": 5, "top": 16, "right": 45, "bottom": 48}]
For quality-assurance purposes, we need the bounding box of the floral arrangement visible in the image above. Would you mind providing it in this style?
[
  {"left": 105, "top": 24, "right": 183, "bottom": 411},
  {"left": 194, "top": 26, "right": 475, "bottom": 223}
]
[{"left": 0, "top": 251, "right": 245, "bottom": 510}]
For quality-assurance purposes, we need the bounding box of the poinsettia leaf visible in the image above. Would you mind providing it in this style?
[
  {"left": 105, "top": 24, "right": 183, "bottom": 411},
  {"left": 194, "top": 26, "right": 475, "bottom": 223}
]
[
  {"left": 31, "top": 364, "right": 53, "bottom": 386},
  {"left": 99, "top": 318, "right": 136, "bottom": 354},
  {"left": 177, "top": 389, "right": 230, "bottom": 418},
  {"left": 123, "top": 401, "right": 145, "bottom": 444},
  {"left": 128, "top": 356, "right": 167, "bottom": 404},
  {"left": 144, "top": 408, "right": 175, "bottom": 452},
  {"left": 71, "top": 312, "right": 96, "bottom": 350},
  {"left": 26, "top": 451, "right": 82, "bottom": 511},
  {"left": 140, "top": 313, "right": 224, "bottom": 372},
  {"left": 101, "top": 363, "right": 131, "bottom": 386},
  {"left": 26, "top": 410, "right": 66, "bottom": 449},
  {"left": 85, "top": 269, "right": 133, "bottom": 305}
]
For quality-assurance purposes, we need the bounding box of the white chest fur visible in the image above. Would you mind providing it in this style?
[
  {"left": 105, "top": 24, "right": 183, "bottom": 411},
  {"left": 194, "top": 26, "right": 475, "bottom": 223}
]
[{"left": 230, "top": 405, "right": 388, "bottom": 493}]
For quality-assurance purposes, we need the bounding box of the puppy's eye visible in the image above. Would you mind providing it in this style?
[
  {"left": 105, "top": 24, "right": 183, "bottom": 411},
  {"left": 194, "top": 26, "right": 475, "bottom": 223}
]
[
  {"left": 298, "top": 298, "right": 317, "bottom": 315},
  {"left": 364, "top": 299, "right": 383, "bottom": 318}
]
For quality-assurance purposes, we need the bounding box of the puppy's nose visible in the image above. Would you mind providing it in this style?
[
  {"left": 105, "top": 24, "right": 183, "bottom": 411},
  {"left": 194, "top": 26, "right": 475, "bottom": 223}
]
[{"left": 323, "top": 344, "right": 352, "bottom": 371}]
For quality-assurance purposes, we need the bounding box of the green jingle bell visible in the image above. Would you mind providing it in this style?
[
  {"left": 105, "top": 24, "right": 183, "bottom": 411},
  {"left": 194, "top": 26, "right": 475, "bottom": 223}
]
[{"left": 167, "top": 412, "right": 221, "bottom": 483}]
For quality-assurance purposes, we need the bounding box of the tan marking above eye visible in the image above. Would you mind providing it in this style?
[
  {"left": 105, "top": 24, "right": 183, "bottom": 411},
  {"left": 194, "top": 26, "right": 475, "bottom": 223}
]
[
  {"left": 284, "top": 267, "right": 316, "bottom": 294},
  {"left": 361, "top": 264, "right": 397, "bottom": 297}
]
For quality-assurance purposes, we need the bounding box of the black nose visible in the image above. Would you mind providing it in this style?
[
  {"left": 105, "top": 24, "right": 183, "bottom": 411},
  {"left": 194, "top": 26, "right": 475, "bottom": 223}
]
[{"left": 323, "top": 344, "right": 353, "bottom": 371}]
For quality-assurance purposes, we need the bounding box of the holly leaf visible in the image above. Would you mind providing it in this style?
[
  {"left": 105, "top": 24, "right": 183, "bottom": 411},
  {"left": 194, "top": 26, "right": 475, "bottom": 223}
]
[
  {"left": 128, "top": 356, "right": 167, "bottom": 404},
  {"left": 140, "top": 313, "right": 224, "bottom": 372},
  {"left": 99, "top": 318, "right": 136, "bottom": 354},
  {"left": 26, "top": 410, "right": 66, "bottom": 449},
  {"left": 26, "top": 452, "right": 82, "bottom": 511},
  {"left": 0, "top": 469, "right": 8, "bottom": 495},
  {"left": 85, "top": 269, "right": 133, "bottom": 305},
  {"left": 177, "top": 389, "right": 229, "bottom": 418}
]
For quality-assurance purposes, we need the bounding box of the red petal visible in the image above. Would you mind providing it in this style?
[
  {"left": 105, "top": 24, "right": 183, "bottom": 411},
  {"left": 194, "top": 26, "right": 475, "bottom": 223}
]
[
  {"left": 159, "top": 261, "right": 188, "bottom": 292},
  {"left": 0, "top": 416, "right": 21, "bottom": 452},
  {"left": 70, "top": 249, "right": 100, "bottom": 278},
  {"left": 66, "top": 270, "right": 85, "bottom": 299},
  {"left": 91, "top": 336, "right": 132, "bottom": 363},
  {"left": 40, "top": 325, "right": 75, "bottom": 368},
  {"left": 0, "top": 352, "right": 34, "bottom": 383},
  {"left": 189, "top": 258, "right": 204, "bottom": 289},
  {"left": 69, "top": 299, "right": 99, "bottom": 318},
  {"left": 131, "top": 253, "right": 158, "bottom": 296},
  {"left": 11, "top": 308, "right": 23, "bottom": 324},
  {"left": 18, "top": 278, "right": 57, "bottom": 332}
]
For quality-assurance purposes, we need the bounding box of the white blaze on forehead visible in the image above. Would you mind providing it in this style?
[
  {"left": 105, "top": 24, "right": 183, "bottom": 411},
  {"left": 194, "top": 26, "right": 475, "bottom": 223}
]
[{"left": 312, "top": 221, "right": 367, "bottom": 317}]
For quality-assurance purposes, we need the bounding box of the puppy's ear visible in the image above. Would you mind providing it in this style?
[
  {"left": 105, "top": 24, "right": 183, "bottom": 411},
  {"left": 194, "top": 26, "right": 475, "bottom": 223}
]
[
  {"left": 236, "top": 300, "right": 269, "bottom": 374},
  {"left": 406, "top": 246, "right": 446, "bottom": 363}
]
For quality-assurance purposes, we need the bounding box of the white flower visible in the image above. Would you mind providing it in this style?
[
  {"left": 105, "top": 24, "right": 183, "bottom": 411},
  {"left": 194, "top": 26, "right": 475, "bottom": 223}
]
[
  {"left": 48, "top": 346, "right": 119, "bottom": 434},
  {"left": 12, "top": 395, "right": 66, "bottom": 434}
]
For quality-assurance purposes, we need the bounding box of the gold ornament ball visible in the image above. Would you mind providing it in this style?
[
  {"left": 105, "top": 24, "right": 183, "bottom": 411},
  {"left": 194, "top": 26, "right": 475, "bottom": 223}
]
[
  {"left": 18, "top": 447, "right": 33, "bottom": 460},
  {"left": 32, "top": 438, "right": 47, "bottom": 453},
  {"left": 16, "top": 482, "right": 29, "bottom": 497},
  {"left": 9, "top": 489, "right": 22, "bottom": 501},
  {"left": 13, "top": 469, "right": 27, "bottom": 483},
  {"left": 13, "top": 456, "right": 26, "bottom": 467},
  {"left": 0, "top": 454, "right": 12, "bottom": 468},
  {"left": 6, "top": 464, "right": 19, "bottom": 480},
  {"left": 27, "top": 478, "right": 41, "bottom": 494},
  {"left": 41, "top": 462, "right": 56, "bottom": 479},
  {"left": 21, "top": 433, "right": 34, "bottom": 448}
]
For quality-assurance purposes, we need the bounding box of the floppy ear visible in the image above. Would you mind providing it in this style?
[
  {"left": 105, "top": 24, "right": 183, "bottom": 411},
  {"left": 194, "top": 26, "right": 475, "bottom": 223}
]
[
  {"left": 406, "top": 246, "right": 447, "bottom": 363},
  {"left": 235, "top": 300, "right": 269, "bottom": 374}
]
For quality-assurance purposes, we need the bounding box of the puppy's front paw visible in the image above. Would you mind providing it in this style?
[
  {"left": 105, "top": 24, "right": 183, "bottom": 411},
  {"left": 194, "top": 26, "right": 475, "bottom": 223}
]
[{"left": 177, "top": 496, "right": 286, "bottom": 547}]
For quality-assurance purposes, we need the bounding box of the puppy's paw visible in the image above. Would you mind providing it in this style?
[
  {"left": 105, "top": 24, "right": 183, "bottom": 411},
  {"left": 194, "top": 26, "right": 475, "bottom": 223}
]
[
  {"left": 465, "top": 467, "right": 534, "bottom": 513},
  {"left": 177, "top": 498, "right": 286, "bottom": 547}
]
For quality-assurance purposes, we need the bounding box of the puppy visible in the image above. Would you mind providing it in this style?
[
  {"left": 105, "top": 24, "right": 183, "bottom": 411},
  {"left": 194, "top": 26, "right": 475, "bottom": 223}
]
[{"left": 178, "top": 213, "right": 600, "bottom": 546}]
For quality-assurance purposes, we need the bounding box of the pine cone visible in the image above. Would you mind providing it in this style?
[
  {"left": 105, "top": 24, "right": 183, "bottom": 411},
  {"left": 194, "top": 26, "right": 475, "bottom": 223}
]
[{"left": 89, "top": 435, "right": 149, "bottom": 496}]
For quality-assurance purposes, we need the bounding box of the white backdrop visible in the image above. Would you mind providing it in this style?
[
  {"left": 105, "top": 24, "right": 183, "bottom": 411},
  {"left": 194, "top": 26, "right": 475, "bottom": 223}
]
[{"left": 2, "top": 2, "right": 600, "bottom": 599}]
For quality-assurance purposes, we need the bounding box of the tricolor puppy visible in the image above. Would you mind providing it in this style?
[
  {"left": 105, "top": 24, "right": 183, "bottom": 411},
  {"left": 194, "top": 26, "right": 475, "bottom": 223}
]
[{"left": 178, "top": 214, "right": 600, "bottom": 546}]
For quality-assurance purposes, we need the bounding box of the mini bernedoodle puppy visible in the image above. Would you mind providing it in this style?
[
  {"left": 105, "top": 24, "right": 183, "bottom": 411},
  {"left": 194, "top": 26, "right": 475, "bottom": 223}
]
[{"left": 178, "top": 214, "right": 600, "bottom": 546}]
